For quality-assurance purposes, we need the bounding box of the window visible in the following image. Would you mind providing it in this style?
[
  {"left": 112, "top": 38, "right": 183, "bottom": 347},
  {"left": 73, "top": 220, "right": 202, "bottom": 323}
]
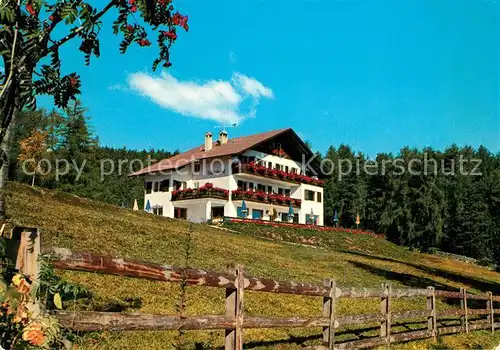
[
  {"left": 257, "top": 184, "right": 266, "bottom": 192},
  {"left": 160, "top": 179, "right": 170, "bottom": 192},
  {"left": 275, "top": 164, "right": 281, "bottom": 170},
  {"left": 293, "top": 213, "right": 299, "bottom": 223},
  {"left": 281, "top": 213, "right": 289, "bottom": 222},
  {"left": 267, "top": 185, "right": 273, "bottom": 194},
  {"left": 174, "top": 207, "right": 187, "bottom": 219},
  {"left": 193, "top": 182, "right": 199, "bottom": 189},
  {"left": 237, "top": 180, "right": 247, "bottom": 190},
  {"left": 145, "top": 182, "right": 152, "bottom": 194},
  {"left": 285, "top": 189, "right": 291, "bottom": 196},
  {"left": 306, "top": 214, "right": 318, "bottom": 225},
  {"left": 153, "top": 206, "right": 163, "bottom": 216},
  {"left": 278, "top": 188, "right": 284, "bottom": 195},
  {"left": 194, "top": 162, "right": 201, "bottom": 173},
  {"left": 305, "top": 190, "right": 315, "bottom": 201},
  {"left": 267, "top": 162, "right": 273, "bottom": 169},
  {"left": 248, "top": 182, "right": 254, "bottom": 191},
  {"left": 153, "top": 181, "right": 161, "bottom": 192},
  {"left": 252, "top": 209, "right": 263, "bottom": 220},
  {"left": 182, "top": 181, "right": 187, "bottom": 190},
  {"left": 173, "top": 180, "right": 182, "bottom": 190},
  {"left": 317, "top": 192, "right": 322, "bottom": 202},
  {"left": 285, "top": 166, "right": 289, "bottom": 173}
]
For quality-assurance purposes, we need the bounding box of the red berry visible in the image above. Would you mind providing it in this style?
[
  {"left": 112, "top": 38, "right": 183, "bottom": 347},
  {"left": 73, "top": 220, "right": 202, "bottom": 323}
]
[
  {"left": 26, "top": 3, "right": 36, "bottom": 16},
  {"left": 163, "top": 31, "right": 177, "bottom": 40},
  {"left": 129, "top": 0, "right": 135, "bottom": 4},
  {"left": 126, "top": 24, "right": 134, "bottom": 32},
  {"left": 49, "top": 15, "right": 54, "bottom": 21},
  {"left": 130, "top": 5, "right": 137, "bottom": 12}
]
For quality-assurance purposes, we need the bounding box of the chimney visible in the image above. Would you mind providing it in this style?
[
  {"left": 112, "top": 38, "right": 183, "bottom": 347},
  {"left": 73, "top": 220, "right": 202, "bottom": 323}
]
[
  {"left": 204, "top": 132, "right": 213, "bottom": 151},
  {"left": 219, "top": 130, "right": 228, "bottom": 145}
]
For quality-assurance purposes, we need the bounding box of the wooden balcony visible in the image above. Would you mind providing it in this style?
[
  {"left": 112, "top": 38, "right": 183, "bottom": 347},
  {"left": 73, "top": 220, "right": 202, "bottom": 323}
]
[{"left": 232, "top": 163, "right": 324, "bottom": 187}]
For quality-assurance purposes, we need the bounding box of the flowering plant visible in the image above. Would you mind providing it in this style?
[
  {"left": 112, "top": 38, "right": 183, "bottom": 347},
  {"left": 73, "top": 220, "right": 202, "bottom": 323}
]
[
  {"left": 271, "top": 149, "right": 287, "bottom": 157},
  {"left": 171, "top": 183, "right": 229, "bottom": 200},
  {"left": 231, "top": 190, "right": 301, "bottom": 207},
  {"left": 240, "top": 163, "right": 325, "bottom": 187},
  {"left": 0, "top": 274, "right": 61, "bottom": 349},
  {"left": 0, "top": 254, "right": 91, "bottom": 349}
]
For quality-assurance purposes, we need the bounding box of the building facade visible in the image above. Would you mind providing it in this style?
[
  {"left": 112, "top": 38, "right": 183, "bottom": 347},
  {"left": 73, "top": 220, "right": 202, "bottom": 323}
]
[{"left": 132, "top": 128, "right": 324, "bottom": 225}]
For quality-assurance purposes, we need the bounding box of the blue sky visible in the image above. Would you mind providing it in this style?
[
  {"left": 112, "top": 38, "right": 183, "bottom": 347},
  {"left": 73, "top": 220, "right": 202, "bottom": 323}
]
[{"left": 46, "top": 0, "right": 499, "bottom": 157}]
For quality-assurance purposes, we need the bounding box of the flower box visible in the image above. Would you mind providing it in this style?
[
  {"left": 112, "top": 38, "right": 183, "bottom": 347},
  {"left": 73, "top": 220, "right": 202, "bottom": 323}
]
[
  {"left": 239, "top": 162, "right": 325, "bottom": 187},
  {"left": 171, "top": 183, "right": 229, "bottom": 201},
  {"left": 231, "top": 189, "right": 301, "bottom": 207}
]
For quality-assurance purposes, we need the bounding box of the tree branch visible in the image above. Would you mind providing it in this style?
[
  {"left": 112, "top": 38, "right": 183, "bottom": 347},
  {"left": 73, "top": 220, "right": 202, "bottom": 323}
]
[
  {"left": 47, "top": 1, "right": 115, "bottom": 53},
  {"left": 0, "top": 0, "right": 20, "bottom": 102}
]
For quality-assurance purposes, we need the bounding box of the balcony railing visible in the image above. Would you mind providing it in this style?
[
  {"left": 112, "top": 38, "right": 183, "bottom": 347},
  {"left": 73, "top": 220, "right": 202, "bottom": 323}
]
[
  {"left": 233, "top": 162, "right": 325, "bottom": 187},
  {"left": 231, "top": 190, "right": 301, "bottom": 207},
  {"left": 171, "top": 183, "right": 229, "bottom": 201}
]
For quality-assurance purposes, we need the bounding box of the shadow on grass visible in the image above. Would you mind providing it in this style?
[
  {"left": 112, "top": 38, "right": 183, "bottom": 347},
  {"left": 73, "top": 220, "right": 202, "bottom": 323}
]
[
  {"left": 206, "top": 326, "right": 384, "bottom": 349},
  {"left": 342, "top": 250, "right": 500, "bottom": 295},
  {"left": 348, "top": 260, "right": 455, "bottom": 291}
]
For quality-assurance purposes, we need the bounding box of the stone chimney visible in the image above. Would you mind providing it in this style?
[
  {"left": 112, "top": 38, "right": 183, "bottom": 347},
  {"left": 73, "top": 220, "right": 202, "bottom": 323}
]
[
  {"left": 204, "top": 132, "right": 213, "bottom": 151},
  {"left": 219, "top": 130, "right": 228, "bottom": 145}
]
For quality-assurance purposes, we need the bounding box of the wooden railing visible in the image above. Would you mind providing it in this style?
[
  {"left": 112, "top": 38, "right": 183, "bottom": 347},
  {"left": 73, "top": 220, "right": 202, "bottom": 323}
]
[{"left": 9, "top": 228, "right": 500, "bottom": 349}]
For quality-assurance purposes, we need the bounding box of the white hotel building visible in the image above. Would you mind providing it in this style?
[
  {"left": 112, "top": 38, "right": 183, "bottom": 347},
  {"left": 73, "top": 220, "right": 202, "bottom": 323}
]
[{"left": 132, "top": 128, "right": 324, "bottom": 225}]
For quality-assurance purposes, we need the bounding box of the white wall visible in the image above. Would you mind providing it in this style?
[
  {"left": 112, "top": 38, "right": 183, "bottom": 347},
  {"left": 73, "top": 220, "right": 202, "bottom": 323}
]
[{"left": 299, "top": 183, "right": 324, "bottom": 225}]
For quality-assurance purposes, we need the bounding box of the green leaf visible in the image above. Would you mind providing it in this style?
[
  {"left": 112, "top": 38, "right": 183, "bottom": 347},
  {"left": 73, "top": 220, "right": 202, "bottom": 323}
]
[{"left": 54, "top": 292, "right": 63, "bottom": 309}]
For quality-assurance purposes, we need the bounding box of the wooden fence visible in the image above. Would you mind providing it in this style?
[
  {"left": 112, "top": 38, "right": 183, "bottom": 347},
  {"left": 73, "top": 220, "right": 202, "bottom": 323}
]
[{"left": 9, "top": 227, "right": 500, "bottom": 349}]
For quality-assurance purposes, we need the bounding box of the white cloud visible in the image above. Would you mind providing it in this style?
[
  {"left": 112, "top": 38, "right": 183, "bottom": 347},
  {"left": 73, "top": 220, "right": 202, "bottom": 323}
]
[
  {"left": 127, "top": 72, "right": 274, "bottom": 124},
  {"left": 232, "top": 73, "right": 274, "bottom": 99}
]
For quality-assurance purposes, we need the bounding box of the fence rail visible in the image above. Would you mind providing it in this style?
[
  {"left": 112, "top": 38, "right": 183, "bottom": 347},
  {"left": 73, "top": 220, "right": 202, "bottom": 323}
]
[{"left": 9, "top": 227, "right": 500, "bottom": 349}]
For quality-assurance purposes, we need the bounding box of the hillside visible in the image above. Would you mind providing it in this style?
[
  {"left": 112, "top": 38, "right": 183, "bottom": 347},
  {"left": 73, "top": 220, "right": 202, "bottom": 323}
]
[{"left": 6, "top": 182, "right": 500, "bottom": 349}]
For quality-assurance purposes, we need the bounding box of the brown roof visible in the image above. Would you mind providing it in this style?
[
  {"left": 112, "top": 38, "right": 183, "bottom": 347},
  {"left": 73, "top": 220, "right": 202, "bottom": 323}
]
[{"left": 131, "top": 128, "right": 291, "bottom": 176}]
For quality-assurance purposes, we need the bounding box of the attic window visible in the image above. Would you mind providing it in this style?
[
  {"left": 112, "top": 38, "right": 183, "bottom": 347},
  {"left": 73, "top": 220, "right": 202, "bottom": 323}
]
[{"left": 194, "top": 162, "right": 201, "bottom": 173}]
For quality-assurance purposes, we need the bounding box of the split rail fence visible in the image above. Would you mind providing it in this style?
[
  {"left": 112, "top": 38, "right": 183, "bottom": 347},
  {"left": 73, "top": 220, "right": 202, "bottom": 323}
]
[{"left": 8, "top": 227, "right": 500, "bottom": 349}]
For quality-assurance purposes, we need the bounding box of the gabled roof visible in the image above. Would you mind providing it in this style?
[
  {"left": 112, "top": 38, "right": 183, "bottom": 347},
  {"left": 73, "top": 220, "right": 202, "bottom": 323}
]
[{"left": 131, "top": 128, "right": 293, "bottom": 176}]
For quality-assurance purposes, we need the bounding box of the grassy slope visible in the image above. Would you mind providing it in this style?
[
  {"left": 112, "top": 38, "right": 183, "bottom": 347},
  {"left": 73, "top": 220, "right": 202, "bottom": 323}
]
[{"left": 6, "top": 182, "right": 500, "bottom": 349}]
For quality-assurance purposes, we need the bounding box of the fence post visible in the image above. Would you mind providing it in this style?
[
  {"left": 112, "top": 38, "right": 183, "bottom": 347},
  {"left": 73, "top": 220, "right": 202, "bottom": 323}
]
[
  {"left": 225, "top": 265, "right": 245, "bottom": 350},
  {"left": 6, "top": 227, "right": 41, "bottom": 314},
  {"left": 386, "top": 284, "right": 392, "bottom": 343},
  {"left": 487, "top": 291, "right": 494, "bottom": 334},
  {"left": 380, "top": 283, "right": 391, "bottom": 342},
  {"left": 6, "top": 226, "right": 41, "bottom": 280},
  {"left": 427, "top": 286, "right": 437, "bottom": 339},
  {"left": 322, "top": 279, "right": 336, "bottom": 348},
  {"left": 460, "top": 287, "right": 469, "bottom": 333}
]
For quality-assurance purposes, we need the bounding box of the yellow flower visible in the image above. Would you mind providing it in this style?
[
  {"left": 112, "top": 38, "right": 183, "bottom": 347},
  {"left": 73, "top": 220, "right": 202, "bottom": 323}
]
[
  {"left": 17, "top": 278, "right": 31, "bottom": 294},
  {"left": 22, "top": 321, "right": 45, "bottom": 346},
  {"left": 12, "top": 274, "right": 31, "bottom": 294},
  {"left": 12, "top": 274, "right": 23, "bottom": 287}
]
